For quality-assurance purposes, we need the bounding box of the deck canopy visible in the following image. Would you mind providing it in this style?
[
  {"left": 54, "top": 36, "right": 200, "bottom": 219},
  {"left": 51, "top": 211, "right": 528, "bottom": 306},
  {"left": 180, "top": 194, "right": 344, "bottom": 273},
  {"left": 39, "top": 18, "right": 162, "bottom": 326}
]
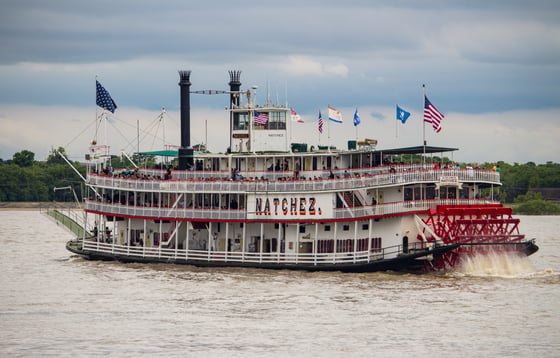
[
  {"left": 375, "top": 145, "right": 458, "bottom": 156},
  {"left": 136, "top": 150, "right": 178, "bottom": 157}
]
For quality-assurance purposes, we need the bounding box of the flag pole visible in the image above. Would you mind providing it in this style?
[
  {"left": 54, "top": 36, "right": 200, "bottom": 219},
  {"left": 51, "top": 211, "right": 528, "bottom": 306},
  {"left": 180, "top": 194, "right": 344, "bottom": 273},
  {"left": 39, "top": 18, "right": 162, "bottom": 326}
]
[
  {"left": 395, "top": 104, "right": 398, "bottom": 139},
  {"left": 354, "top": 108, "right": 358, "bottom": 142},
  {"left": 94, "top": 75, "right": 99, "bottom": 145},
  {"left": 289, "top": 108, "right": 293, "bottom": 152},
  {"left": 422, "top": 84, "right": 426, "bottom": 155},
  {"left": 327, "top": 105, "right": 331, "bottom": 153}
]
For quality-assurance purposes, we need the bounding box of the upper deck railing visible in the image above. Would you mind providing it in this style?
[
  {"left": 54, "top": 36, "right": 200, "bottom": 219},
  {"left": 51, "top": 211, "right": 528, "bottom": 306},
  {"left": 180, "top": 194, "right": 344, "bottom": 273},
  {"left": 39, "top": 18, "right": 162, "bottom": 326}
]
[
  {"left": 87, "top": 166, "right": 500, "bottom": 194},
  {"left": 85, "top": 198, "right": 499, "bottom": 221}
]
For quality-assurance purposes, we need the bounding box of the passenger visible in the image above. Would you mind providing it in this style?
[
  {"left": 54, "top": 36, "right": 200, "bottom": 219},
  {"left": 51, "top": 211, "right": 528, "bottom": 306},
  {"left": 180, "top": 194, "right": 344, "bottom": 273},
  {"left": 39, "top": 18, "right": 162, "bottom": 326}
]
[{"left": 164, "top": 168, "right": 172, "bottom": 180}]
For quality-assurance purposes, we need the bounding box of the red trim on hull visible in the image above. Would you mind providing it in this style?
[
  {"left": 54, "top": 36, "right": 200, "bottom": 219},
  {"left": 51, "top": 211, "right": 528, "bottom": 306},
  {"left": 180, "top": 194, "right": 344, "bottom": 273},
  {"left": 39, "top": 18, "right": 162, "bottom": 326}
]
[{"left": 84, "top": 209, "right": 429, "bottom": 224}]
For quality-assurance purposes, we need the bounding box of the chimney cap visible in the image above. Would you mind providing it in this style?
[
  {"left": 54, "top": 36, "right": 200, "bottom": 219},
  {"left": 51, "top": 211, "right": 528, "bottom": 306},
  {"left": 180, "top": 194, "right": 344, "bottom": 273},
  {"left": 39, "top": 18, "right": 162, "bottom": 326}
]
[
  {"left": 178, "top": 70, "right": 192, "bottom": 84},
  {"left": 228, "top": 70, "right": 241, "bottom": 85}
]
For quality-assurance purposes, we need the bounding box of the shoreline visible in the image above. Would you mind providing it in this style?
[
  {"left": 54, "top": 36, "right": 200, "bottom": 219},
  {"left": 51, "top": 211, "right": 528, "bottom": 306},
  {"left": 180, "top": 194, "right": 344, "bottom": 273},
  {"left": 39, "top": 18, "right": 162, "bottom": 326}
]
[{"left": 0, "top": 202, "right": 82, "bottom": 210}]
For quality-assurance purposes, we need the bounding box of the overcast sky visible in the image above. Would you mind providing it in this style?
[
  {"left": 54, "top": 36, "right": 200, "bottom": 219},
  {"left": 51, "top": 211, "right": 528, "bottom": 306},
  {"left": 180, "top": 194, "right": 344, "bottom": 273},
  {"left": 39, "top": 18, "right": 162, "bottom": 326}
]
[{"left": 0, "top": 0, "right": 559, "bottom": 164}]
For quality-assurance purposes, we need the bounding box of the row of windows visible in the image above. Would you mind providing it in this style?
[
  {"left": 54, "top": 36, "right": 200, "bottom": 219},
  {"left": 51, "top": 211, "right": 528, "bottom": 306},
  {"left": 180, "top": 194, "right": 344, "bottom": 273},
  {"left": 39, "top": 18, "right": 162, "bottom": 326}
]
[
  {"left": 299, "top": 223, "right": 369, "bottom": 233},
  {"left": 233, "top": 111, "right": 287, "bottom": 130},
  {"left": 317, "top": 237, "right": 382, "bottom": 253},
  {"left": 227, "top": 222, "right": 370, "bottom": 232}
]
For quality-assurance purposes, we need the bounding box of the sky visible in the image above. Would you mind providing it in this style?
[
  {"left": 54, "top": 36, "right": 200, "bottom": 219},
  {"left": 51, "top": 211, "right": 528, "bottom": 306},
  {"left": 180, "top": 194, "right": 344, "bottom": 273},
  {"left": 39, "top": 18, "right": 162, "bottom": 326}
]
[{"left": 0, "top": 0, "right": 559, "bottom": 164}]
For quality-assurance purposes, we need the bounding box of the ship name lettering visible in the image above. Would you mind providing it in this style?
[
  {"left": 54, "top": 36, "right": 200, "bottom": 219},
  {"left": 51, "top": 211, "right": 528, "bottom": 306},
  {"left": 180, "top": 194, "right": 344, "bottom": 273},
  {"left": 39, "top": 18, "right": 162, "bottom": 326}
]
[{"left": 255, "top": 196, "right": 321, "bottom": 216}]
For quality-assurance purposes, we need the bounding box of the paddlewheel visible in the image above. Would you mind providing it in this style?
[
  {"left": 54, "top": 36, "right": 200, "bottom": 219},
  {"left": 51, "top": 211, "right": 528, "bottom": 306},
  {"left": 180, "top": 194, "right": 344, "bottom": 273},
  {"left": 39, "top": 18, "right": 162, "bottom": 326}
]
[{"left": 418, "top": 204, "right": 529, "bottom": 271}]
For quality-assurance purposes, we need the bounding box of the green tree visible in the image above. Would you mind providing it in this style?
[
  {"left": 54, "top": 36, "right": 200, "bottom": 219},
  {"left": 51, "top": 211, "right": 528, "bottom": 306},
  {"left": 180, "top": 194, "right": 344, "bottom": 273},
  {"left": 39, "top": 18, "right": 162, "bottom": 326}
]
[
  {"left": 514, "top": 191, "right": 543, "bottom": 203},
  {"left": 514, "top": 200, "right": 560, "bottom": 215},
  {"left": 12, "top": 150, "right": 35, "bottom": 167},
  {"left": 47, "top": 147, "right": 69, "bottom": 165}
]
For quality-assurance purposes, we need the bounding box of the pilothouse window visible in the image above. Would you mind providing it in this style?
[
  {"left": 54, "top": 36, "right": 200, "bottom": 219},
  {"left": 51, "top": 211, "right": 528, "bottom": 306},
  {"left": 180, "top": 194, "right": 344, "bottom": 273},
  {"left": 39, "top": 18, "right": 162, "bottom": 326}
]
[
  {"left": 267, "top": 112, "right": 286, "bottom": 130},
  {"left": 234, "top": 113, "right": 249, "bottom": 130}
]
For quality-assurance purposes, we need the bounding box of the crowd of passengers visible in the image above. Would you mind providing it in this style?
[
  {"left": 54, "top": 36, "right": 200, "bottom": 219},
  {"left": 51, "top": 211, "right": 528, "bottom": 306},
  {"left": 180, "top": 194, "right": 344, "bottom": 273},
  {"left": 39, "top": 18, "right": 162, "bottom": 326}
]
[
  {"left": 91, "top": 161, "right": 496, "bottom": 183},
  {"left": 93, "top": 166, "right": 173, "bottom": 180}
]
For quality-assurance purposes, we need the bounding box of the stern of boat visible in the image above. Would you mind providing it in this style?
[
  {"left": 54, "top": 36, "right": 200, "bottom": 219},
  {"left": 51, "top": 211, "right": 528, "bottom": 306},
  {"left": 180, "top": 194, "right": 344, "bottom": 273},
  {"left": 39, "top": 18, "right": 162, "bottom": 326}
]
[{"left": 417, "top": 204, "right": 539, "bottom": 271}]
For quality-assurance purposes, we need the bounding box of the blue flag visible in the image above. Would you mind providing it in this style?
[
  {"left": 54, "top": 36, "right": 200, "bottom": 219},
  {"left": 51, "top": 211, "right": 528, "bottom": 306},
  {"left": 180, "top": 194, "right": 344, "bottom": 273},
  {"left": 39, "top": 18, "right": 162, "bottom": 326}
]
[
  {"left": 396, "top": 105, "right": 410, "bottom": 124},
  {"left": 96, "top": 80, "right": 117, "bottom": 113},
  {"left": 353, "top": 108, "right": 361, "bottom": 126}
]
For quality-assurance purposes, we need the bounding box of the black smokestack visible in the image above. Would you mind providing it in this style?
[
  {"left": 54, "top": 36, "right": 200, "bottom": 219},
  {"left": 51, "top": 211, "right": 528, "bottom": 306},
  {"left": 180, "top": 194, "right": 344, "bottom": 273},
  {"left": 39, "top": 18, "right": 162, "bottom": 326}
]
[
  {"left": 228, "top": 70, "right": 241, "bottom": 153},
  {"left": 228, "top": 70, "right": 241, "bottom": 104},
  {"left": 178, "top": 70, "right": 193, "bottom": 170}
]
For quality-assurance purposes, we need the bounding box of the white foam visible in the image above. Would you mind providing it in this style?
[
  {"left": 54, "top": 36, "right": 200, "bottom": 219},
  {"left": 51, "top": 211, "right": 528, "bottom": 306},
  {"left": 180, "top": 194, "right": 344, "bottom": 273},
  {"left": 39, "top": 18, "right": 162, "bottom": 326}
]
[{"left": 455, "top": 252, "right": 537, "bottom": 277}]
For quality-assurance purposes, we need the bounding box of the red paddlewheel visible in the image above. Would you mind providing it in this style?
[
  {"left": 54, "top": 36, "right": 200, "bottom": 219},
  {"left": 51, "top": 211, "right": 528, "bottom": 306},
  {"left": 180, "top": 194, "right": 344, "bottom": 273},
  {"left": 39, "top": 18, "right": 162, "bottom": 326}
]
[
  {"left": 424, "top": 250, "right": 460, "bottom": 272},
  {"left": 420, "top": 204, "right": 526, "bottom": 271}
]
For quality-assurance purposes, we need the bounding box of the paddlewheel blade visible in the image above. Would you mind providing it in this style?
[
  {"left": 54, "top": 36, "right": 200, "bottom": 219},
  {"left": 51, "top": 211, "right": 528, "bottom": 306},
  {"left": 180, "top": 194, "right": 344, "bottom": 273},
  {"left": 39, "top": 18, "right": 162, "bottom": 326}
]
[{"left": 419, "top": 204, "right": 527, "bottom": 271}]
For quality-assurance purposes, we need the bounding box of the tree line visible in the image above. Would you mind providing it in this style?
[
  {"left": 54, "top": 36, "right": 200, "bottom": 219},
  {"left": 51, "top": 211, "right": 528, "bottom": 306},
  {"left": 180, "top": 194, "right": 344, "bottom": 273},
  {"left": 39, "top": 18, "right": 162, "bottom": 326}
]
[
  {"left": 0, "top": 149, "right": 86, "bottom": 202},
  {"left": 1, "top": 149, "right": 559, "bottom": 210}
]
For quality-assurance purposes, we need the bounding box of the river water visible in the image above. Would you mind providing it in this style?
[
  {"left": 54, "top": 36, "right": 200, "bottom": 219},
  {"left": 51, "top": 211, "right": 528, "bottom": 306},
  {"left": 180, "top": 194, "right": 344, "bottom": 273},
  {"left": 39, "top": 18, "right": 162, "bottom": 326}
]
[{"left": 0, "top": 211, "right": 558, "bottom": 357}]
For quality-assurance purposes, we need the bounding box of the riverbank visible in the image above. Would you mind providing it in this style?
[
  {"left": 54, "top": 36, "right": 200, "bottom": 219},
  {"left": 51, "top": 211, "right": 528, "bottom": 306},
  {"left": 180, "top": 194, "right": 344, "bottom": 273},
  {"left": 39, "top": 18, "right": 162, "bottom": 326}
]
[{"left": 0, "top": 202, "right": 81, "bottom": 210}]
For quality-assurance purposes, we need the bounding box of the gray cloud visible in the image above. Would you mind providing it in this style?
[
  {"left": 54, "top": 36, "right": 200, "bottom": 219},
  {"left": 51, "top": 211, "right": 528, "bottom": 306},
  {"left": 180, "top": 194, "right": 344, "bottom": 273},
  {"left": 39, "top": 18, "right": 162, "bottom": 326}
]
[{"left": 0, "top": 1, "right": 559, "bottom": 162}]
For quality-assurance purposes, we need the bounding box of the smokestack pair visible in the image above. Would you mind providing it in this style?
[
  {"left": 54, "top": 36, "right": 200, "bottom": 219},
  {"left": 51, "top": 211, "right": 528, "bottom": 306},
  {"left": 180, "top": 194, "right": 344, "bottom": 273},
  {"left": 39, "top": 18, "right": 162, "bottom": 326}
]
[{"left": 177, "top": 70, "right": 241, "bottom": 170}]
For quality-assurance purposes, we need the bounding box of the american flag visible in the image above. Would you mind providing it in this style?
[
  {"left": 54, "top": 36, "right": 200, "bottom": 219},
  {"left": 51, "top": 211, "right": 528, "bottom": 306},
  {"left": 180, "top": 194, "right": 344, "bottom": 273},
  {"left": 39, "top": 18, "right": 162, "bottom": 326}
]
[
  {"left": 318, "top": 110, "right": 324, "bottom": 133},
  {"left": 424, "top": 95, "right": 444, "bottom": 133},
  {"left": 254, "top": 111, "right": 269, "bottom": 125},
  {"left": 96, "top": 80, "right": 117, "bottom": 113}
]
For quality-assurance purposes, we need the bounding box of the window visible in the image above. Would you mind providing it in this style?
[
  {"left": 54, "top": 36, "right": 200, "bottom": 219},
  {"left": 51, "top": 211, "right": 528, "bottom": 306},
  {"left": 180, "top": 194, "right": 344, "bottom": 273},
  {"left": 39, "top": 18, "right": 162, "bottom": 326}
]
[
  {"left": 233, "top": 112, "right": 249, "bottom": 130},
  {"left": 342, "top": 225, "right": 349, "bottom": 231},
  {"left": 324, "top": 225, "right": 331, "bottom": 232},
  {"left": 267, "top": 111, "right": 286, "bottom": 130}
]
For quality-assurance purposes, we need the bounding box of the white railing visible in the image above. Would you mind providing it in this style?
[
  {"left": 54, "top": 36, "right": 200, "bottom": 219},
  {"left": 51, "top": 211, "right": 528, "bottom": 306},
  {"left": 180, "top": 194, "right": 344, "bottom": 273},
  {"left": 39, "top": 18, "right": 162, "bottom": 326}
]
[
  {"left": 332, "top": 198, "right": 498, "bottom": 220},
  {"left": 85, "top": 198, "right": 499, "bottom": 221},
  {"left": 81, "top": 240, "right": 426, "bottom": 266},
  {"left": 87, "top": 168, "right": 500, "bottom": 194},
  {"left": 114, "top": 163, "right": 425, "bottom": 181},
  {"left": 85, "top": 200, "right": 246, "bottom": 220}
]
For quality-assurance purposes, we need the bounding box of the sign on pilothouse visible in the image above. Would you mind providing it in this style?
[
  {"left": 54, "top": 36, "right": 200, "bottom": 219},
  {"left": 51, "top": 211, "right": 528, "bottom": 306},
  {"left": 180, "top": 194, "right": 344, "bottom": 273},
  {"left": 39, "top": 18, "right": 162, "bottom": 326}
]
[{"left": 247, "top": 194, "right": 333, "bottom": 220}]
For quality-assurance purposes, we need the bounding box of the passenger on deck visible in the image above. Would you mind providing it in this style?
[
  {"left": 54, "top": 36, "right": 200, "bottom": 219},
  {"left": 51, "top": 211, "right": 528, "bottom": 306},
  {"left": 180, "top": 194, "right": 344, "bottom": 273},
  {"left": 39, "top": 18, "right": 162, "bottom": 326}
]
[
  {"left": 164, "top": 168, "right": 172, "bottom": 180},
  {"left": 232, "top": 239, "right": 241, "bottom": 252}
]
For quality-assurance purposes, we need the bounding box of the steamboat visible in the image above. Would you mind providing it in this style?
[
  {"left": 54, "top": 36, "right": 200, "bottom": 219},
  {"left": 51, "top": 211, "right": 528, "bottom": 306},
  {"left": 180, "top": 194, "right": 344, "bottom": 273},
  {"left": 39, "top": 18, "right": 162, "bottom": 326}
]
[{"left": 64, "top": 70, "right": 538, "bottom": 272}]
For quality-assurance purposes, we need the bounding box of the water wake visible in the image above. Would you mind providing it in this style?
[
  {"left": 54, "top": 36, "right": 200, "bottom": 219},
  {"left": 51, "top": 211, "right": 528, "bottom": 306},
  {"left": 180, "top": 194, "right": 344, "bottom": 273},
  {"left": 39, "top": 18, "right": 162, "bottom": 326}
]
[{"left": 454, "top": 252, "right": 537, "bottom": 277}]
